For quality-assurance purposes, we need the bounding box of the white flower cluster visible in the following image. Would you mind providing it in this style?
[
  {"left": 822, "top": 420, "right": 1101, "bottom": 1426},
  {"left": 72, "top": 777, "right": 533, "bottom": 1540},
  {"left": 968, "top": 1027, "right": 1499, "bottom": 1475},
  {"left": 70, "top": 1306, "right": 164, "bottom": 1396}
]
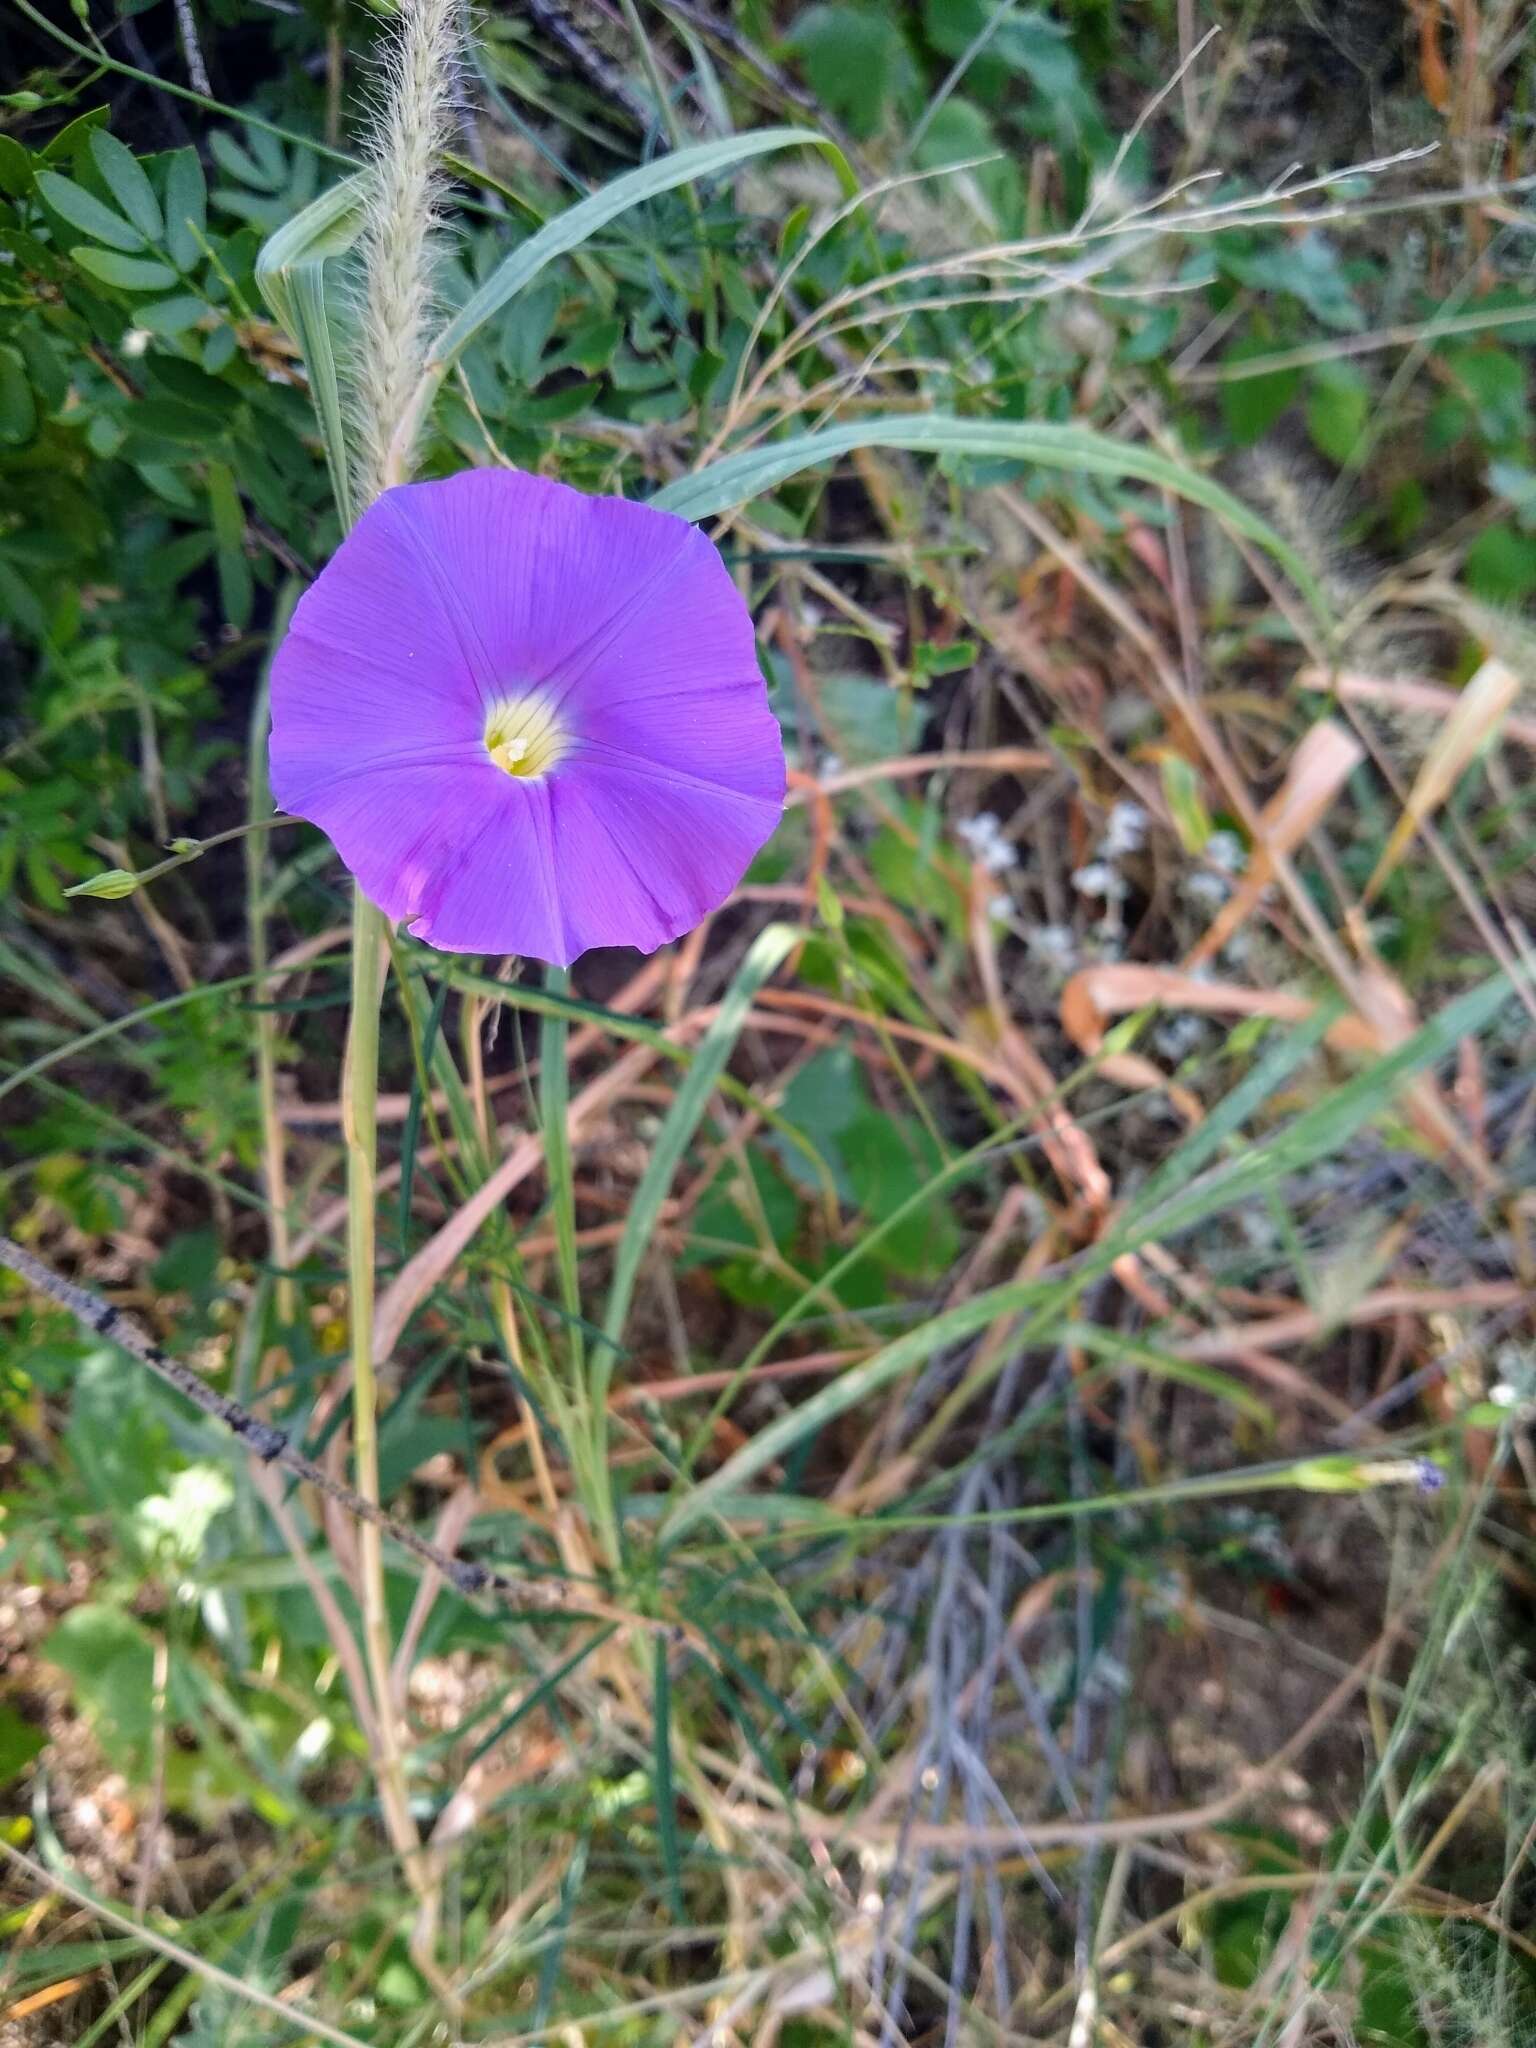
[
  {"left": 955, "top": 810, "right": 1019, "bottom": 875},
  {"left": 1489, "top": 1342, "right": 1536, "bottom": 1418},
  {"left": 1071, "top": 800, "right": 1149, "bottom": 950}
]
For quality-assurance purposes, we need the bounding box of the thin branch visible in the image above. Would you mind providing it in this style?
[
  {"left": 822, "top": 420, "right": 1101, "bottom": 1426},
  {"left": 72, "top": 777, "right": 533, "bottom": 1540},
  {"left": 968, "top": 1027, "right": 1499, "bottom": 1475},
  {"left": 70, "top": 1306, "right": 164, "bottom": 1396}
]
[{"left": 0, "top": 1232, "right": 587, "bottom": 1616}]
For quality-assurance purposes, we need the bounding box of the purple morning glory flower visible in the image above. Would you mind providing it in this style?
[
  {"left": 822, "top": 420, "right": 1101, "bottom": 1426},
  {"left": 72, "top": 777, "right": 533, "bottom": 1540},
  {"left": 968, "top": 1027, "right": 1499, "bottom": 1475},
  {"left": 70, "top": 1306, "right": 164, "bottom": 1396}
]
[{"left": 268, "top": 469, "right": 784, "bottom": 965}]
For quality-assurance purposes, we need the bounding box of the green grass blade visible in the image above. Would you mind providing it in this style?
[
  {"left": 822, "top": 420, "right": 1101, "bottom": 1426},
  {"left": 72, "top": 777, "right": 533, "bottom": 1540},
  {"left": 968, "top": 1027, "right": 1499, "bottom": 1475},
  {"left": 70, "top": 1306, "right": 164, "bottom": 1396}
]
[
  {"left": 1058, "top": 1323, "right": 1275, "bottom": 1429},
  {"left": 661, "top": 1273, "right": 1056, "bottom": 1542},
  {"left": 653, "top": 415, "right": 1332, "bottom": 623},
  {"left": 598, "top": 923, "right": 798, "bottom": 1369},
  {"left": 652, "top": 1636, "right": 684, "bottom": 1918},
  {"left": 1130, "top": 971, "right": 1512, "bottom": 1248},
  {"left": 255, "top": 174, "right": 369, "bottom": 530},
  {"left": 426, "top": 128, "right": 838, "bottom": 373},
  {"left": 539, "top": 963, "right": 584, "bottom": 1381}
]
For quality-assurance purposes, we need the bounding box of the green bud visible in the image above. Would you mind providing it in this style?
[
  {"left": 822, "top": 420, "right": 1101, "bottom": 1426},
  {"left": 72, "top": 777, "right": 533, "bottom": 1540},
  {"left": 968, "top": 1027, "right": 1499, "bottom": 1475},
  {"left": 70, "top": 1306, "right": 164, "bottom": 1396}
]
[
  {"left": 66, "top": 867, "right": 140, "bottom": 900},
  {"left": 166, "top": 837, "right": 201, "bottom": 856},
  {"left": 0, "top": 92, "right": 46, "bottom": 111},
  {"left": 815, "top": 874, "right": 843, "bottom": 931}
]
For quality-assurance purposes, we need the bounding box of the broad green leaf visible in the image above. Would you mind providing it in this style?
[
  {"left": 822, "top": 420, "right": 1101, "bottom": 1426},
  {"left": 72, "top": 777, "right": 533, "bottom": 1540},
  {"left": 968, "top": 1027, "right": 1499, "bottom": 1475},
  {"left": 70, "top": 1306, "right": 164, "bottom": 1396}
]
[
  {"left": 72, "top": 247, "right": 179, "bottom": 291},
  {"left": 787, "top": 6, "right": 917, "bottom": 138},
  {"left": 426, "top": 128, "right": 839, "bottom": 375},
  {"left": 35, "top": 167, "right": 144, "bottom": 251},
  {"left": 136, "top": 293, "right": 208, "bottom": 336},
  {"left": 0, "top": 134, "right": 30, "bottom": 199},
  {"left": 207, "top": 461, "right": 252, "bottom": 629},
  {"left": 0, "top": 1701, "right": 45, "bottom": 1788},
  {"left": 0, "top": 344, "right": 35, "bottom": 445},
  {"left": 654, "top": 415, "right": 1332, "bottom": 625},
  {"left": 1305, "top": 361, "right": 1371, "bottom": 466},
  {"left": 88, "top": 130, "right": 163, "bottom": 241},
  {"left": 1464, "top": 522, "right": 1536, "bottom": 603},
  {"left": 163, "top": 147, "right": 208, "bottom": 272}
]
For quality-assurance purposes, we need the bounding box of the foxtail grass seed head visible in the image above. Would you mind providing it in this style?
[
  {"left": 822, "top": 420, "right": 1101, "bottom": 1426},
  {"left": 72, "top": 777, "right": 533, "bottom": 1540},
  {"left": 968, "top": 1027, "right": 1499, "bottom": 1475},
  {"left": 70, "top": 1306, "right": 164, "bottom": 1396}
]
[{"left": 353, "top": 0, "right": 458, "bottom": 503}]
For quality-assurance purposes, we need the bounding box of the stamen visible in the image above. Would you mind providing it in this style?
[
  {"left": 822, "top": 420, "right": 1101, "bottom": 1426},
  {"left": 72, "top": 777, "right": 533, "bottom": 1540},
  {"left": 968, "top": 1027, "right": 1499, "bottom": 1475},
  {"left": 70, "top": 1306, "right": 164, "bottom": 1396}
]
[{"left": 484, "top": 695, "right": 567, "bottom": 779}]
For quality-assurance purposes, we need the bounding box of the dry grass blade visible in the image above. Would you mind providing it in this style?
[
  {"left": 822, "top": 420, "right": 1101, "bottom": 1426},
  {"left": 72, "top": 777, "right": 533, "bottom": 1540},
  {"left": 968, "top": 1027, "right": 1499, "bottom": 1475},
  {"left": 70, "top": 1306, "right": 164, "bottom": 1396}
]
[{"left": 1360, "top": 656, "right": 1520, "bottom": 904}]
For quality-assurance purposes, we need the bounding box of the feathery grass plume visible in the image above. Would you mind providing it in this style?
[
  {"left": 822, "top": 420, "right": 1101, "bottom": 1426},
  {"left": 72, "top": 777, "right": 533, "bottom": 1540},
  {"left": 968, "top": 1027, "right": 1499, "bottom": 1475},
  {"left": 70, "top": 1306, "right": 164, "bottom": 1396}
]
[{"left": 353, "top": 0, "right": 459, "bottom": 505}]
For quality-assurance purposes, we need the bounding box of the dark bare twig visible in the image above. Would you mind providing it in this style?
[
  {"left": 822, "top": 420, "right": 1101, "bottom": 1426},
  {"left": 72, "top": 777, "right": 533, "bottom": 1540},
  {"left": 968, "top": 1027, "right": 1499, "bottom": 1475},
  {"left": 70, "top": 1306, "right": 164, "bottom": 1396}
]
[
  {"left": 521, "top": 0, "right": 653, "bottom": 130},
  {"left": 0, "top": 1232, "right": 585, "bottom": 1614}
]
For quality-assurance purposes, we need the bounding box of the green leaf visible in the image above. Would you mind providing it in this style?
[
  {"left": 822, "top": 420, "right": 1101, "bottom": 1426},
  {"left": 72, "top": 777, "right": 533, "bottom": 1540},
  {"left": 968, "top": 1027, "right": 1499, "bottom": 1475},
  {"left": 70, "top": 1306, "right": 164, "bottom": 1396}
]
[
  {"left": 427, "top": 129, "right": 839, "bottom": 376},
  {"left": 35, "top": 167, "right": 144, "bottom": 251},
  {"left": 1442, "top": 345, "right": 1530, "bottom": 450},
  {"left": 136, "top": 293, "right": 208, "bottom": 337},
  {"left": 39, "top": 105, "right": 110, "bottom": 164},
  {"left": 1219, "top": 334, "right": 1300, "bottom": 445},
  {"left": 0, "top": 134, "right": 30, "bottom": 199},
  {"left": 72, "top": 246, "right": 179, "bottom": 291},
  {"left": 655, "top": 415, "right": 1333, "bottom": 625},
  {"left": 0, "top": 1701, "right": 45, "bottom": 1789},
  {"left": 787, "top": 5, "right": 917, "bottom": 138},
  {"left": 1464, "top": 522, "right": 1536, "bottom": 603},
  {"left": 44, "top": 1604, "right": 157, "bottom": 1775},
  {"left": 1220, "top": 232, "right": 1363, "bottom": 333},
  {"left": 207, "top": 461, "right": 252, "bottom": 629},
  {"left": 163, "top": 147, "right": 208, "bottom": 272},
  {"left": 88, "top": 129, "right": 163, "bottom": 242},
  {"left": 664, "top": 1274, "right": 1055, "bottom": 1540},
  {"left": 0, "top": 344, "right": 36, "bottom": 446},
  {"left": 1061, "top": 1323, "right": 1275, "bottom": 1428},
  {"left": 1305, "top": 361, "right": 1371, "bottom": 466}
]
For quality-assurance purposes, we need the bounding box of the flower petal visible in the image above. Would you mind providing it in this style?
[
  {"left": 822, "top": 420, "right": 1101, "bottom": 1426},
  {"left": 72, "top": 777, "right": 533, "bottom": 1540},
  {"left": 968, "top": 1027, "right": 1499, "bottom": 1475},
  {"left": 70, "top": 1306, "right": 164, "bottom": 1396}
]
[
  {"left": 269, "top": 494, "right": 486, "bottom": 814},
  {"left": 382, "top": 468, "right": 699, "bottom": 699},
  {"left": 545, "top": 757, "right": 780, "bottom": 958}
]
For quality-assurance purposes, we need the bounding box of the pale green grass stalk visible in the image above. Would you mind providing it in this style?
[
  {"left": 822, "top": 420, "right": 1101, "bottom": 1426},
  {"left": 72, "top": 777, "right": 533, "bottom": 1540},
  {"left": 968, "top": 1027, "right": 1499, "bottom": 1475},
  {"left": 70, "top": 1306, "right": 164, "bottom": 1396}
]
[
  {"left": 247, "top": 582, "right": 300, "bottom": 1327},
  {"left": 340, "top": 0, "right": 461, "bottom": 1945}
]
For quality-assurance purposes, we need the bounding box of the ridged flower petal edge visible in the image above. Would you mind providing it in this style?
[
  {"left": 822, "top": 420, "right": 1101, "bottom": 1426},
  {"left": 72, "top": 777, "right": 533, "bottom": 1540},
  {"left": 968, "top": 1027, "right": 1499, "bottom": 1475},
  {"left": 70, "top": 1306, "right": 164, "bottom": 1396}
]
[{"left": 269, "top": 469, "right": 785, "bottom": 965}]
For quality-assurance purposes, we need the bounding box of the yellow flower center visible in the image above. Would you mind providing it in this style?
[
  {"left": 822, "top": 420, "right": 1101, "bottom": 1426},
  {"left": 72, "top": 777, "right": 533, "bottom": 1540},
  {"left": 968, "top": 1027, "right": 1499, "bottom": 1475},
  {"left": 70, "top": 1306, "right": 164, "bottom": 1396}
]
[{"left": 484, "top": 695, "right": 567, "bottom": 779}]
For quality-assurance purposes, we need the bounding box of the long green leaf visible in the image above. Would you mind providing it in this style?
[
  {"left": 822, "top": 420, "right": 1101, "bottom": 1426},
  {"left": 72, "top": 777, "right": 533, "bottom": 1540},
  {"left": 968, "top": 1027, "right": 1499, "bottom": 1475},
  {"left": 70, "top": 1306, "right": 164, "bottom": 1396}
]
[
  {"left": 539, "top": 964, "right": 584, "bottom": 1381},
  {"left": 653, "top": 416, "right": 1331, "bottom": 623},
  {"left": 667, "top": 970, "right": 1514, "bottom": 1541},
  {"left": 662, "top": 1274, "right": 1056, "bottom": 1541},
  {"left": 426, "top": 127, "right": 837, "bottom": 374},
  {"left": 1131, "top": 970, "right": 1513, "bottom": 1248},
  {"left": 599, "top": 922, "right": 798, "bottom": 1367},
  {"left": 255, "top": 174, "right": 370, "bottom": 530}
]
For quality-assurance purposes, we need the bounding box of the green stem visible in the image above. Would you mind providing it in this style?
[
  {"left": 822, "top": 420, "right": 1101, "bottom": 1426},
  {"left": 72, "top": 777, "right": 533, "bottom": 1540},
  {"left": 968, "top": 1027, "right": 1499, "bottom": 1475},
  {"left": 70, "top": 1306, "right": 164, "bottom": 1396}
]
[
  {"left": 342, "top": 891, "right": 421, "bottom": 1872},
  {"left": 247, "top": 585, "right": 301, "bottom": 1326}
]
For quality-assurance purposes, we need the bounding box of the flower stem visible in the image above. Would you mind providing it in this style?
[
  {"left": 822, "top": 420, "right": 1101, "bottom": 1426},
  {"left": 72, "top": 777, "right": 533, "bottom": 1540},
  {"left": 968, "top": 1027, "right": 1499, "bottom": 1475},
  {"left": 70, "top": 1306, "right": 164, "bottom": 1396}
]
[{"left": 342, "top": 889, "right": 422, "bottom": 1875}]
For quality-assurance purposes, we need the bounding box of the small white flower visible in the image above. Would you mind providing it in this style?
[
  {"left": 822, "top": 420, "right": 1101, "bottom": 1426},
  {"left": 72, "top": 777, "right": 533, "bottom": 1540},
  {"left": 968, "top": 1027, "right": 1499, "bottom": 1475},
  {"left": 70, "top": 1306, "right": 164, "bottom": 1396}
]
[
  {"left": 122, "top": 328, "right": 152, "bottom": 358},
  {"left": 988, "top": 892, "right": 1012, "bottom": 920},
  {"left": 1207, "top": 829, "right": 1246, "bottom": 874},
  {"left": 1100, "top": 800, "right": 1148, "bottom": 859},
  {"left": 1184, "top": 870, "right": 1230, "bottom": 908},
  {"left": 1153, "top": 1012, "right": 1206, "bottom": 1061},
  {"left": 1072, "top": 861, "right": 1125, "bottom": 900},
  {"left": 956, "top": 811, "right": 1018, "bottom": 874},
  {"left": 1026, "top": 923, "right": 1077, "bottom": 973}
]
